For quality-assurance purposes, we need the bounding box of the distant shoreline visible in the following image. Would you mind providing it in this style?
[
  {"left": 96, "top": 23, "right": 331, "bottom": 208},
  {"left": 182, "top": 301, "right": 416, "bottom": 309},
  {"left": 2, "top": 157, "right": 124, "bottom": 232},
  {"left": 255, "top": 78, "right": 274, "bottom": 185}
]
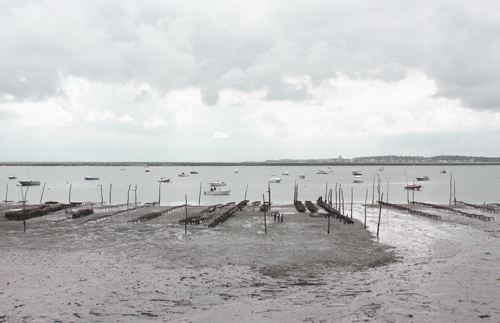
[{"left": 1, "top": 161, "right": 500, "bottom": 166}]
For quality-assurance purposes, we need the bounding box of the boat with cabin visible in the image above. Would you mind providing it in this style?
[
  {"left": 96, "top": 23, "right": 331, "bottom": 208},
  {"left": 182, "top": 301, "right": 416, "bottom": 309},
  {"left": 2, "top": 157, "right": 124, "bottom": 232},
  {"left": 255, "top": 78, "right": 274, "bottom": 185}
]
[
  {"left": 178, "top": 172, "right": 189, "bottom": 177},
  {"left": 205, "top": 187, "right": 231, "bottom": 195},
  {"left": 84, "top": 176, "right": 99, "bottom": 180},
  {"left": 209, "top": 180, "right": 227, "bottom": 186},
  {"left": 8, "top": 175, "right": 17, "bottom": 179},
  {"left": 352, "top": 171, "right": 362, "bottom": 176},
  {"left": 416, "top": 176, "right": 430, "bottom": 181}
]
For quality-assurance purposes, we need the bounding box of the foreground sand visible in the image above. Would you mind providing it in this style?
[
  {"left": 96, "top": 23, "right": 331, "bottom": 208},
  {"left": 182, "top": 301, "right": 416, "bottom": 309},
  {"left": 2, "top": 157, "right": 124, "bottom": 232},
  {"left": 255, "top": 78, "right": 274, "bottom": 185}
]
[{"left": 1, "top": 203, "right": 500, "bottom": 322}]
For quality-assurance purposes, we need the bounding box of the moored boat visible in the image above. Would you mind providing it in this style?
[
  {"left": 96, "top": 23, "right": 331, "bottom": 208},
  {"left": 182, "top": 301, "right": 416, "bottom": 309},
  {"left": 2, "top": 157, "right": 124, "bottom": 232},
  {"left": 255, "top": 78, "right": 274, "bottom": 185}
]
[
  {"left": 18, "top": 180, "right": 41, "bottom": 186},
  {"left": 268, "top": 176, "right": 281, "bottom": 183},
  {"left": 353, "top": 175, "right": 363, "bottom": 183},
  {"left": 317, "top": 170, "right": 328, "bottom": 174},
  {"left": 84, "top": 176, "right": 99, "bottom": 180},
  {"left": 209, "top": 180, "right": 227, "bottom": 186},
  {"left": 190, "top": 171, "right": 199, "bottom": 174},
  {"left": 282, "top": 171, "right": 290, "bottom": 175},
  {"left": 441, "top": 169, "right": 447, "bottom": 174},
  {"left": 416, "top": 176, "right": 430, "bottom": 181},
  {"left": 8, "top": 175, "right": 17, "bottom": 179},
  {"left": 178, "top": 172, "right": 189, "bottom": 177},
  {"left": 204, "top": 187, "right": 231, "bottom": 195},
  {"left": 378, "top": 167, "right": 384, "bottom": 171},
  {"left": 352, "top": 171, "right": 362, "bottom": 176},
  {"left": 404, "top": 184, "right": 422, "bottom": 190},
  {"left": 158, "top": 177, "right": 171, "bottom": 183}
]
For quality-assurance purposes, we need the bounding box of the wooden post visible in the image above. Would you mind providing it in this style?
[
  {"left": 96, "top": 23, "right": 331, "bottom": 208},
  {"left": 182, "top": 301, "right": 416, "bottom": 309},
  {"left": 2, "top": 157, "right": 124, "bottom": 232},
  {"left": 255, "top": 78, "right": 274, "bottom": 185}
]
[
  {"left": 40, "top": 183, "right": 46, "bottom": 204},
  {"left": 158, "top": 182, "right": 161, "bottom": 206},
  {"left": 449, "top": 173, "right": 453, "bottom": 205},
  {"left": 198, "top": 182, "right": 202, "bottom": 206},
  {"left": 372, "top": 175, "right": 375, "bottom": 204},
  {"left": 185, "top": 195, "right": 188, "bottom": 235},
  {"left": 327, "top": 212, "right": 330, "bottom": 234},
  {"left": 127, "top": 184, "right": 131, "bottom": 207},
  {"left": 453, "top": 179, "right": 456, "bottom": 204},
  {"left": 386, "top": 176, "right": 390, "bottom": 203},
  {"left": 341, "top": 188, "right": 345, "bottom": 215},
  {"left": 325, "top": 181, "right": 328, "bottom": 201},
  {"left": 100, "top": 184, "right": 104, "bottom": 206},
  {"left": 263, "top": 194, "right": 267, "bottom": 234},
  {"left": 350, "top": 186, "right": 353, "bottom": 219},
  {"left": 244, "top": 184, "right": 248, "bottom": 200},
  {"left": 268, "top": 182, "right": 271, "bottom": 210},
  {"left": 23, "top": 219, "right": 26, "bottom": 232},
  {"left": 135, "top": 185, "right": 137, "bottom": 205},
  {"left": 335, "top": 183, "right": 338, "bottom": 209},
  {"left": 69, "top": 184, "right": 72, "bottom": 204},
  {"left": 109, "top": 183, "right": 112, "bottom": 206},
  {"left": 377, "top": 193, "right": 384, "bottom": 239},
  {"left": 5, "top": 183, "right": 8, "bottom": 202},
  {"left": 364, "top": 189, "right": 368, "bottom": 228}
]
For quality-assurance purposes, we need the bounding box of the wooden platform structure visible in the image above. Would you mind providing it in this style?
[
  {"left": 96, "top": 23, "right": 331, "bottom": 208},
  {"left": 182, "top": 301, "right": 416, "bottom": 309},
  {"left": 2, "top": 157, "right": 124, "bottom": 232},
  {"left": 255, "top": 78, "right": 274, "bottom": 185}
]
[
  {"left": 412, "top": 201, "right": 494, "bottom": 221},
  {"left": 316, "top": 197, "right": 354, "bottom": 224},
  {"left": 378, "top": 201, "right": 441, "bottom": 220},
  {"left": 305, "top": 201, "right": 318, "bottom": 212},
  {"left": 128, "top": 204, "right": 185, "bottom": 223},
  {"left": 208, "top": 200, "right": 248, "bottom": 228},
  {"left": 295, "top": 201, "right": 306, "bottom": 212}
]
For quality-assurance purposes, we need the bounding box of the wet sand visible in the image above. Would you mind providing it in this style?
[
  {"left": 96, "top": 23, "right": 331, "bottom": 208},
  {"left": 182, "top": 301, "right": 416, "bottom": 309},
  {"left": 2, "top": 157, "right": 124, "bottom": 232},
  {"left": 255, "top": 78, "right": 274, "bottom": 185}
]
[{"left": 1, "top": 203, "right": 500, "bottom": 322}]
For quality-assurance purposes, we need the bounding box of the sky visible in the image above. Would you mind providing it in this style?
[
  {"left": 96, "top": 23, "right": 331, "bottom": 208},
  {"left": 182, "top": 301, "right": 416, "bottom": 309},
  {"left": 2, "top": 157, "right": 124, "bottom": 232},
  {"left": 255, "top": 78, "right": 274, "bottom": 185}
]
[{"left": 1, "top": 0, "right": 500, "bottom": 162}]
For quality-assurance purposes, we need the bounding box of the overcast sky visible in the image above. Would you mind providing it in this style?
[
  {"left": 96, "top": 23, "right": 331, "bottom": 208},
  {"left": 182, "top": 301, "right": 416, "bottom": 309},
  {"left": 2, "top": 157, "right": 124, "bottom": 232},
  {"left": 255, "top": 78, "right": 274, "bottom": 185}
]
[{"left": 1, "top": 0, "right": 500, "bottom": 162}]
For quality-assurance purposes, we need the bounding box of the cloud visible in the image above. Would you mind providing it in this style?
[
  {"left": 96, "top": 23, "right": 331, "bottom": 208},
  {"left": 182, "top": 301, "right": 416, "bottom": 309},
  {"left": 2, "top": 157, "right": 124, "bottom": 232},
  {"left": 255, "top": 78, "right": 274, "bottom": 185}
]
[{"left": 212, "top": 131, "right": 231, "bottom": 139}]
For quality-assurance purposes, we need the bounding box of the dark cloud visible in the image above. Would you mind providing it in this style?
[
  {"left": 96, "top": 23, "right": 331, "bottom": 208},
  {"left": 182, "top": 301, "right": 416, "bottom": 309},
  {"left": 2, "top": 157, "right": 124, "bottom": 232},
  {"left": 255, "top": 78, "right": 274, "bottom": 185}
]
[{"left": 1, "top": 1, "right": 499, "bottom": 109}]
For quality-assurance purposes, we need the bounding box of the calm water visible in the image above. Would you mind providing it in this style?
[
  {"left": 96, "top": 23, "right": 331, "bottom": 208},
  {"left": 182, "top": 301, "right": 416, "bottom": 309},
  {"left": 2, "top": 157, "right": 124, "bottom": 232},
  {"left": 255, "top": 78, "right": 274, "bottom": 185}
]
[{"left": 1, "top": 165, "right": 499, "bottom": 206}]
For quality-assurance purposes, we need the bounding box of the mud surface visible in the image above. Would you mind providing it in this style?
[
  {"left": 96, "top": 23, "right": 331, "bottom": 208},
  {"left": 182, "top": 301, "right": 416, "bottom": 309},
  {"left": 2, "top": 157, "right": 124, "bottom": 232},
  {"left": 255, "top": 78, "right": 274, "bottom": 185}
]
[{"left": 1, "top": 203, "right": 500, "bottom": 322}]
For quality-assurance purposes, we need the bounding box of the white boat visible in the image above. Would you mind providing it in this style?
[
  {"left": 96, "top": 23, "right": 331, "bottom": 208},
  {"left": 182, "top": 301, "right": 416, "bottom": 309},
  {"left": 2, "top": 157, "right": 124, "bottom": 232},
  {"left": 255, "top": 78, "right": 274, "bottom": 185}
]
[
  {"left": 158, "top": 177, "right": 171, "bottom": 183},
  {"left": 178, "top": 172, "right": 189, "bottom": 177},
  {"left": 18, "top": 180, "right": 41, "bottom": 186},
  {"left": 282, "top": 171, "right": 290, "bottom": 175},
  {"left": 299, "top": 173, "right": 306, "bottom": 179},
  {"left": 317, "top": 170, "right": 328, "bottom": 174},
  {"left": 416, "top": 176, "right": 430, "bottom": 181},
  {"left": 353, "top": 176, "right": 363, "bottom": 183},
  {"left": 378, "top": 167, "right": 384, "bottom": 171},
  {"left": 352, "top": 171, "right": 362, "bottom": 176},
  {"left": 209, "top": 180, "right": 227, "bottom": 186},
  {"left": 234, "top": 169, "right": 239, "bottom": 173},
  {"left": 84, "top": 176, "right": 99, "bottom": 180},
  {"left": 268, "top": 177, "right": 281, "bottom": 183},
  {"left": 8, "top": 175, "right": 17, "bottom": 179},
  {"left": 205, "top": 187, "right": 231, "bottom": 195}
]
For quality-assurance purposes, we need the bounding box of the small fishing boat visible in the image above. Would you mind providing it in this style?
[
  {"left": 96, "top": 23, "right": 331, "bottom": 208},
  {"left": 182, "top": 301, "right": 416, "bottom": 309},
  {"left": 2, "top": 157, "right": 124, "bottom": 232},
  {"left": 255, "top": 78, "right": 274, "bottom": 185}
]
[
  {"left": 190, "top": 171, "right": 199, "bottom": 174},
  {"left": 404, "top": 184, "right": 422, "bottom": 190},
  {"left": 8, "top": 175, "right": 17, "bottom": 179},
  {"left": 416, "top": 176, "right": 430, "bottom": 181},
  {"left": 378, "top": 167, "right": 384, "bottom": 171},
  {"left": 178, "top": 172, "right": 189, "bottom": 177},
  {"left": 353, "top": 175, "right": 363, "bottom": 183},
  {"left": 145, "top": 169, "right": 150, "bottom": 172},
  {"left": 234, "top": 169, "right": 239, "bottom": 173},
  {"left": 158, "top": 177, "right": 171, "bottom": 183},
  {"left": 205, "top": 187, "right": 231, "bottom": 195},
  {"left": 268, "top": 177, "right": 281, "bottom": 183},
  {"left": 209, "top": 180, "right": 227, "bottom": 186},
  {"left": 299, "top": 173, "right": 306, "bottom": 179},
  {"left": 441, "top": 169, "right": 447, "bottom": 174},
  {"left": 18, "top": 180, "right": 41, "bottom": 186},
  {"left": 352, "top": 171, "right": 362, "bottom": 176},
  {"left": 84, "top": 176, "right": 99, "bottom": 180},
  {"left": 282, "top": 171, "right": 290, "bottom": 175},
  {"left": 317, "top": 170, "right": 328, "bottom": 174}
]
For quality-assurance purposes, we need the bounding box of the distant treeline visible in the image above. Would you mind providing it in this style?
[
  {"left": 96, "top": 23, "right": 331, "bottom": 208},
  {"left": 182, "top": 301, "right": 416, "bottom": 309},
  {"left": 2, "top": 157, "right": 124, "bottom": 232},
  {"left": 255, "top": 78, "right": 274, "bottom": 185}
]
[{"left": 1, "top": 155, "right": 500, "bottom": 167}]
